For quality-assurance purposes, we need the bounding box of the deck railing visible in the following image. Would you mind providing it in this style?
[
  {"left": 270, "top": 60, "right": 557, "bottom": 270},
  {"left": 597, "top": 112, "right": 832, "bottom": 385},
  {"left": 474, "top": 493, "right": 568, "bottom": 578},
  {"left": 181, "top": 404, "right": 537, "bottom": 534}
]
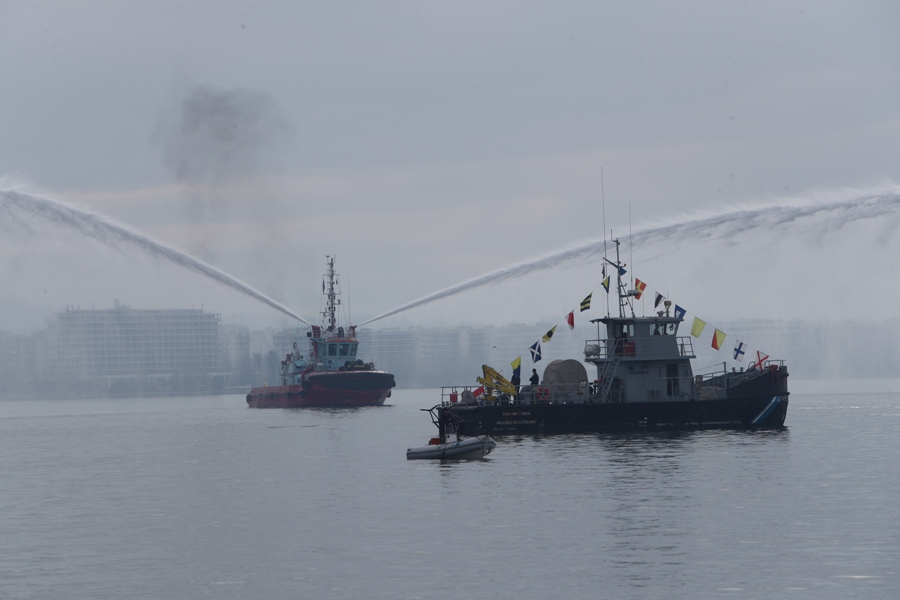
[
  {"left": 439, "top": 382, "right": 594, "bottom": 406},
  {"left": 583, "top": 336, "right": 695, "bottom": 359},
  {"left": 694, "top": 359, "right": 787, "bottom": 388}
]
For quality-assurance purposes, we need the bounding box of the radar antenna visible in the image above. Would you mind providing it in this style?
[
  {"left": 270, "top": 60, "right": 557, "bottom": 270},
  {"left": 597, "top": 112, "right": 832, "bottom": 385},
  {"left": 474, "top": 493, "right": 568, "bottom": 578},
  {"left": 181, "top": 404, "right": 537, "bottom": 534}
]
[{"left": 322, "top": 256, "right": 341, "bottom": 332}]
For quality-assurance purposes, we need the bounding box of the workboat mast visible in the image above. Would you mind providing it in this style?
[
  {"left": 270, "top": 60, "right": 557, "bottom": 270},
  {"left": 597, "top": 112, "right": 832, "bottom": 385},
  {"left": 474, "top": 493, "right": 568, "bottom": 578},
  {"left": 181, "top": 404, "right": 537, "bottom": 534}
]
[{"left": 604, "top": 238, "right": 637, "bottom": 319}]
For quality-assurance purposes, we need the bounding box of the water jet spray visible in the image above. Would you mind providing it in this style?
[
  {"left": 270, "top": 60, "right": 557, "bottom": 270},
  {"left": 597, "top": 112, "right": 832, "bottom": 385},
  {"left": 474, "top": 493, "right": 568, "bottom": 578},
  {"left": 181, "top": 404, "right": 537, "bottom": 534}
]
[{"left": 1, "top": 187, "right": 310, "bottom": 324}]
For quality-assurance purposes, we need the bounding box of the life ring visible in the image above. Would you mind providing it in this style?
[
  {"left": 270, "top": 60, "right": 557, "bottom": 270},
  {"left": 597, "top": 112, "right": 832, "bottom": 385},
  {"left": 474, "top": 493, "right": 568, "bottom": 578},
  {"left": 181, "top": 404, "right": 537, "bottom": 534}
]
[{"left": 536, "top": 386, "right": 551, "bottom": 402}]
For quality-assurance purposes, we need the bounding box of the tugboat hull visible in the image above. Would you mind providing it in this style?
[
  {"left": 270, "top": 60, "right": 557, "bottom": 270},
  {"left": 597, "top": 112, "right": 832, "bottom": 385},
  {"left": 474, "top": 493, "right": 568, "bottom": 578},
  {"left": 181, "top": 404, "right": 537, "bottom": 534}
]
[{"left": 247, "top": 371, "right": 395, "bottom": 408}]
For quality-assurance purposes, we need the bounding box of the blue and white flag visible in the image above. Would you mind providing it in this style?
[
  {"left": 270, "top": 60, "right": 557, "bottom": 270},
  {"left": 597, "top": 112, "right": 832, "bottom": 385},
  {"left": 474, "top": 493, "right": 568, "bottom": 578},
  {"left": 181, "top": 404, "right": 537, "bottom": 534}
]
[
  {"left": 733, "top": 341, "right": 746, "bottom": 362},
  {"left": 530, "top": 341, "right": 542, "bottom": 363},
  {"left": 673, "top": 305, "right": 686, "bottom": 320}
]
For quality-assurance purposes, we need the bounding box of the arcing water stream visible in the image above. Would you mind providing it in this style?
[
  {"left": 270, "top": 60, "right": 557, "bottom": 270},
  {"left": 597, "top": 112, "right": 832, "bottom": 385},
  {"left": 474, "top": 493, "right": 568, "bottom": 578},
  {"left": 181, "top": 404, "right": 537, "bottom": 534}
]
[
  {"left": 6, "top": 183, "right": 900, "bottom": 328},
  {"left": 0, "top": 187, "right": 310, "bottom": 324},
  {"left": 361, "top": 184, "right": 900, "bottom": 325}
]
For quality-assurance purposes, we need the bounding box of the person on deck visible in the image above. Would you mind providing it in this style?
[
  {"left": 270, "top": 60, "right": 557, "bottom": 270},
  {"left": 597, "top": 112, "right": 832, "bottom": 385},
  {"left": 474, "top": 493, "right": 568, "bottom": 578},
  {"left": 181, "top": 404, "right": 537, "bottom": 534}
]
[
  {"left": 529, "top": 368, "right": 539, "bottom": 386},
  {"left": 438, "top": 408, "right": 456, "bottom": 443}
]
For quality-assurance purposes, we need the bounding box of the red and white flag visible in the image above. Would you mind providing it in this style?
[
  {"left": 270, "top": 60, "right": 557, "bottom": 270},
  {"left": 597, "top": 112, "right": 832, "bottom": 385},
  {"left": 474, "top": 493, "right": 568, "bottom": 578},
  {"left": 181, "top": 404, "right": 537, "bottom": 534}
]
[
  {"left": 751, "top": 351, "right": 769, "bottom": 370},
  {"left": 566, "top": 311, "right": 575, "bottom": 330}
]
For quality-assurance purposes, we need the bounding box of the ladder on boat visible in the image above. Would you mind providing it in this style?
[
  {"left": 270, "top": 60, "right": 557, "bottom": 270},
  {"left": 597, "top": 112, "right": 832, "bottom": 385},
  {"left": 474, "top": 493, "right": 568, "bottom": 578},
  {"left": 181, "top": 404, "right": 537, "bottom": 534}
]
[{"left": 598, "top": 357, "right": 620, "bottom": 401}]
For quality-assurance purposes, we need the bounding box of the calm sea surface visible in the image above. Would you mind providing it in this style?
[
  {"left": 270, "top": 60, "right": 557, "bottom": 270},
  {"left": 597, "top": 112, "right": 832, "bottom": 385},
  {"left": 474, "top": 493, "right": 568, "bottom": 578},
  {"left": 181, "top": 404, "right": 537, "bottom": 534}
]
[{"left": 1, "top": 382, "right": 899, "bottom": 599}]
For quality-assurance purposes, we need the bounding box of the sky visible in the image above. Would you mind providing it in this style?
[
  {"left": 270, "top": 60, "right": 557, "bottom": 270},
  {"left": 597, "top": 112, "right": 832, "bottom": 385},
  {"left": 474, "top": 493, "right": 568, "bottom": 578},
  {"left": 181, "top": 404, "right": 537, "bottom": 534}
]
[{"left": 2, "top": 1, "right": 900, "bottom": 333}]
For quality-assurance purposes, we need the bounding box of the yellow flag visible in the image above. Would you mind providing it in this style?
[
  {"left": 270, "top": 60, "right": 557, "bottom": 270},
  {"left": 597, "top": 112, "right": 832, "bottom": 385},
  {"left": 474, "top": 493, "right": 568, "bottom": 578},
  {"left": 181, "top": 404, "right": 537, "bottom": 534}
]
[
  {"left": 542, "top": 325, "right": 557, "bottom": 343},
  {"left": 510, "top": 356, "right": 521, "bottom": 371},
  {"left": 691, "top": 317, "right": 706, "bottom": 338}
]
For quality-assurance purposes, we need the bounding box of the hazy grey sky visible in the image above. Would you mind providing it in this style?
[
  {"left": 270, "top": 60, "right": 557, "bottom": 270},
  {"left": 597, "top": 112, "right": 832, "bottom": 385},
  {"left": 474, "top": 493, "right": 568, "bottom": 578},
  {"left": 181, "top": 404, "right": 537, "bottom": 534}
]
[{"left": 2, "top": 1, "right": 899, "bottom": 330}]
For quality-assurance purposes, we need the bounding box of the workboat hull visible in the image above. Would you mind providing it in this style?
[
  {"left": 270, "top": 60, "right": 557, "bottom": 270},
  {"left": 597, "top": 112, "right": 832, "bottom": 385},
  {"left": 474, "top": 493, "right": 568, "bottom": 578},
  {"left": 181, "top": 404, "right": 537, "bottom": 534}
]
[
  {"left": 406, "top": 435, "right": 497, "bottom": 460},
  {"left": 448, "top": 394, "right": 788, "bottom": 436},
  {"left": 247, "top": 370, "right": 395, "bottom": 408}
]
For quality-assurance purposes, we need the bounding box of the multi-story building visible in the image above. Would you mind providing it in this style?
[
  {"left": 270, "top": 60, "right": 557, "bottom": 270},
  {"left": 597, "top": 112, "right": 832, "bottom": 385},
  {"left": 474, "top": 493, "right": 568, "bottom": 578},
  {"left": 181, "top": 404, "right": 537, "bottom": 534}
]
[
  {"left": 0, "top": 330, "right": 31, "bottom": 396},
  {"left": 36, "top": 302, "right": 231, "bottom": 396}
]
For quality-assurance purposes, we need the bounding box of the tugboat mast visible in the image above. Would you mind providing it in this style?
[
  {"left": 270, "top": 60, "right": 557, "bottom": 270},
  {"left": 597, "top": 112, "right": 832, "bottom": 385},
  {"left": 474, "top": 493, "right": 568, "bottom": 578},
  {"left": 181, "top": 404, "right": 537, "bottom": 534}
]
[{"left": 322, "top": 255, "right": 341, "bottom": 332}]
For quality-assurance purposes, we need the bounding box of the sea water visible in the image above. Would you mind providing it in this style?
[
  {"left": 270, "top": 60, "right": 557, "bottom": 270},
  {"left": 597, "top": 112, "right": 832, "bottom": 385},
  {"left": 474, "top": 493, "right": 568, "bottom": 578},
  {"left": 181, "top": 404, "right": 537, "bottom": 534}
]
[{"left": 1, "top": 383, "right": 898, "bottom": 599}]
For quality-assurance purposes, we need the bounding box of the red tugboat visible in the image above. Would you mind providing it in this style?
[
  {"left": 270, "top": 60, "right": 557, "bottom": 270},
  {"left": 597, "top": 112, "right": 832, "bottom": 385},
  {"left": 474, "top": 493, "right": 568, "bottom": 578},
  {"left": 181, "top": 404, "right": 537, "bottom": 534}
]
[{"left": 246, "top": 257, "right": 395, "bottom": 408}]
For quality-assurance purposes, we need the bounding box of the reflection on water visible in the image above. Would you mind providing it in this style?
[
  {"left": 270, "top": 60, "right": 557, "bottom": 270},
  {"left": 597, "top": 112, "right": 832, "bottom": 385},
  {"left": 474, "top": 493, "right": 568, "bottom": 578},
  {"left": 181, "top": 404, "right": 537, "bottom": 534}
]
[{"left": 0, "top": 391, "right": 896, "bottom": 600}]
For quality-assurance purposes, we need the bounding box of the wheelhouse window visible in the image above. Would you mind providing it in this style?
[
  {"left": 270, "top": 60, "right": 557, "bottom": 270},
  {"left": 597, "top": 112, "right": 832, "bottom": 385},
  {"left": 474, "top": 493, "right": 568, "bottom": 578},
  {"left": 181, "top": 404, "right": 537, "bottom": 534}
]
[
  {"left": 616, "top": 323, "right": 635, "bottom": 338},
  {"left": 328, "top": 343, "right": 337, "bottom": 356},
  {"left": 653, "top": 322, "right": 679, "bottom": 336},
  {"left": 339, "top": 344, "right": 349, "bottom": 356},
  {"left": 613, "top": 323, "right": 637, "bottom": 356}
]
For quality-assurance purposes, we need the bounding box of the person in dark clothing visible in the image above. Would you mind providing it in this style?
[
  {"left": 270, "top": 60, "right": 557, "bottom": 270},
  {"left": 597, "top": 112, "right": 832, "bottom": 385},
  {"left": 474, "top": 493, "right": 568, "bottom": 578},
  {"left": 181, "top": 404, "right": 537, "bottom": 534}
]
[
  {"left": 437, "top": 408, "right": 456, "bottom": 443},
  {"left": 529, "top": 369, "right": 540, "bottom": 386},
  {"left": 511, "top": 372, "right": 521, "bottom": 388},
  {"left": 510, "top": 371, "right": 521, "bottom": 400}
]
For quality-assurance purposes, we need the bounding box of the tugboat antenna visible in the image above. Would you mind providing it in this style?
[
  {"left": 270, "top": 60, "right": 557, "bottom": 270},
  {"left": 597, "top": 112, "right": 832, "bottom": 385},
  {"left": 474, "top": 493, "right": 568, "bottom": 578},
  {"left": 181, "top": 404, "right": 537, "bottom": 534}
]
[{"left": 323, "top": 255, "right": 341, "bottom": 332}]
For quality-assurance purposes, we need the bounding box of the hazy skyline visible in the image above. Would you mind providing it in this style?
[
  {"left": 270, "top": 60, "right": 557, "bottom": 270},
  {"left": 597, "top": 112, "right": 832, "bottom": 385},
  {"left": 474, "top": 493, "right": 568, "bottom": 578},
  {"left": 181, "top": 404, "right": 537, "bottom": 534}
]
[{"left": 2, "top": 1, "right": 899, "bottom": 332}]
